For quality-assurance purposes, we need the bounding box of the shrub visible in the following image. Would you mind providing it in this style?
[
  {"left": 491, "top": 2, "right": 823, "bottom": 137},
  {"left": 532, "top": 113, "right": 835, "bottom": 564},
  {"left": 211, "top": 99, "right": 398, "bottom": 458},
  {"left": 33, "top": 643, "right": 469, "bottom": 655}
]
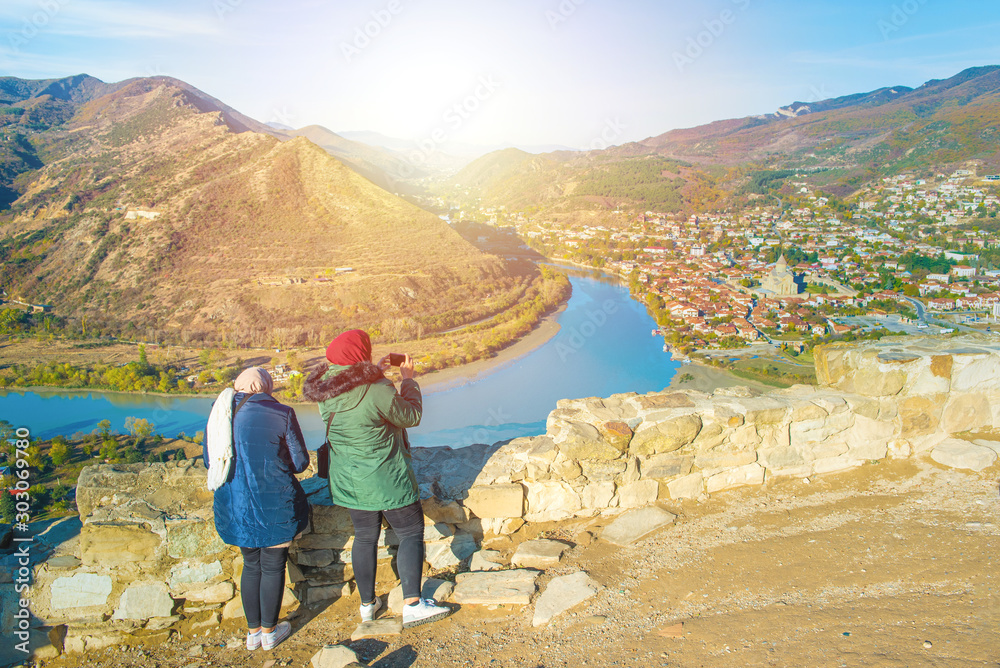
[
  {"left": 49, "top": 438, "right": 72, "bottom": 466},
  {"left": 0, "top": 493, "right": 14, "bottom": 523},
  {"left": 99, "top": 438, "right": 118, "bottom": 461}
]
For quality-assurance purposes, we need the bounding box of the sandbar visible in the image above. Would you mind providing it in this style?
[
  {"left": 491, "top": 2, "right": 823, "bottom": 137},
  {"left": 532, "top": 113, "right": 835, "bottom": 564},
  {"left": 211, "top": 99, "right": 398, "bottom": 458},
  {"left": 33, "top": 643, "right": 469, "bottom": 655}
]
[{"left": 417, "top": 304, "right": 565, "bottom": 393}]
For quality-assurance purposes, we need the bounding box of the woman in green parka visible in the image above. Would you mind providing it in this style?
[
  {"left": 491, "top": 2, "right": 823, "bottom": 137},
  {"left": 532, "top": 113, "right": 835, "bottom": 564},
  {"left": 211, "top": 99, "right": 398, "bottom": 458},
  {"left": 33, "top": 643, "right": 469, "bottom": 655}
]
[{"left": 303, "top": 329, "right": 451, "bottom": 629}]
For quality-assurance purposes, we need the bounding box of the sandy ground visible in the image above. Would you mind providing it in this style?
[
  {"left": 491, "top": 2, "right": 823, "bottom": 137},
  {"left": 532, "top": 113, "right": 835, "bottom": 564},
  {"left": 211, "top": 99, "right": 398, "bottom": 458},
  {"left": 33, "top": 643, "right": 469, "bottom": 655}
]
[
  {"left": 666, "top": 362, "right": 775, "bottom": 395},
  {"left": 34, "top": 452, "right": 1000, "bottom": 668}
]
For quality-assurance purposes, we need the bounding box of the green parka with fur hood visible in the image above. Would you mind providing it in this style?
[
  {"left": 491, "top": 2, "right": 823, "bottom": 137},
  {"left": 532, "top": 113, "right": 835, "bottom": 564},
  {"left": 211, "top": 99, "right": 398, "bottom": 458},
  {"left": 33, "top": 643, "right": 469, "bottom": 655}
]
[{"left": 302, "top": 361, "right": 421, "bottom": 511}]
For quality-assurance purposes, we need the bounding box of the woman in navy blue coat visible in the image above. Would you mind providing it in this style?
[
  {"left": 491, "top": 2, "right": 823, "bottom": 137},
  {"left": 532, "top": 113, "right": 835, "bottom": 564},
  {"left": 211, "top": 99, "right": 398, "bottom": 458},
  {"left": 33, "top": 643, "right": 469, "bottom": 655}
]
[{"left": 204, "top": 367, "right": 309, "bottom": 651}]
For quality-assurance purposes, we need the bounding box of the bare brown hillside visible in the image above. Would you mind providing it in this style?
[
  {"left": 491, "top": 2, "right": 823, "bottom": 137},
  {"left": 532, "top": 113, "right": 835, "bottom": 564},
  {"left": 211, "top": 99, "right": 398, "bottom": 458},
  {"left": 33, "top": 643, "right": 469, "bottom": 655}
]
[{"left": 0, "top": 78, "right": 530, "bottom": 345}]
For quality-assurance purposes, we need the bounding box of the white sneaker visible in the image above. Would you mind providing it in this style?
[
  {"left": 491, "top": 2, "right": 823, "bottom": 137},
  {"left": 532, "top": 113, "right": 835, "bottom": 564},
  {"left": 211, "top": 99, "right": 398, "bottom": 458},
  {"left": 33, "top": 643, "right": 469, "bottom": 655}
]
[
  {"left": 359, "top": 595, "right": 383, "bottom": 622},
  {"left": 246, "top": 630, "right": 261, "bottom": 651},
  {"left": 402, "top": 598, "right": 451, "bottom": 628},
  {"left": 261, "top": 621, "right": 291, "bottom": 650}
]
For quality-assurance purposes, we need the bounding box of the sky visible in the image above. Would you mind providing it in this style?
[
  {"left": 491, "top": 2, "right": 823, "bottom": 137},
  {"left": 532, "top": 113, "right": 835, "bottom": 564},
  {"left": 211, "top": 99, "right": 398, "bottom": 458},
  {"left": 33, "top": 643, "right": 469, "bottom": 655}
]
[{"left": 2, "top": 0, "right": 1000, "bottom": 151}]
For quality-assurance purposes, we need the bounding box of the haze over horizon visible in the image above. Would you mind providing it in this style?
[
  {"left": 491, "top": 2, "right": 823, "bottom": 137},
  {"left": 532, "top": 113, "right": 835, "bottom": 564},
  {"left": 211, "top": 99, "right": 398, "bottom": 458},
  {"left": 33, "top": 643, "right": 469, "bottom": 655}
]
[{"left": 2, "top": 0, "right": 1000, "bottom": 151}]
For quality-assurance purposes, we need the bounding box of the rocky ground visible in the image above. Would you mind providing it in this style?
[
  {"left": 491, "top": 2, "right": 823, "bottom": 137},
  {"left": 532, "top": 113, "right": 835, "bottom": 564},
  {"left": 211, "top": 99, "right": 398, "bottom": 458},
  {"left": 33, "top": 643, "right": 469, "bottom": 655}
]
[{"left": 26, "top": 452, "right": 1000, "bottom": 668}]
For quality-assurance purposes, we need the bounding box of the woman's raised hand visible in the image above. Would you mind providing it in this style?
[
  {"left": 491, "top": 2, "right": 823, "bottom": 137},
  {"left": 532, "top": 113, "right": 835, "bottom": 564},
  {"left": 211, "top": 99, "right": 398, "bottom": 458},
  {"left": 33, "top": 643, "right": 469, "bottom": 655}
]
[
  {"left": 377, "top": 354, "right": 392, "bottom": 372},
  {"left": 399, "top": 354, "right": 415, "bottom": 380}
]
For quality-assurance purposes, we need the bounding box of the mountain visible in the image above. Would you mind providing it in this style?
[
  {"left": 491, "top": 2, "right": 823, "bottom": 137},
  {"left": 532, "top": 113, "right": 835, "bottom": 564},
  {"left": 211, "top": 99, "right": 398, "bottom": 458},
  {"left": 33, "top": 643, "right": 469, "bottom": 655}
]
[
  {"left": 635, "top": 65, "right": 1000, "bottom": 182},
  {"left": 448, "top": 147, "right": 727, "bottom": 223},
  {"left": 448, "top": 65, "right": 1000, "bottom": 215},
  {"left": 276, "top": 124, "right": 427, "bottom": 193},
  {"left": 338, "top": 130, "right": 578, "bottom": 173},
  {"left": 0, "top": 75, "right": 527, "bottom": 345}
]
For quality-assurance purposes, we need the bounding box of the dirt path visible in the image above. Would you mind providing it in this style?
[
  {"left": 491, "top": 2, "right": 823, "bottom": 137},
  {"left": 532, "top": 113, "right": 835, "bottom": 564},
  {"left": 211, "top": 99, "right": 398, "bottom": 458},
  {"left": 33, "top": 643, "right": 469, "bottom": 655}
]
[{"left": 37, "top": 457, "right": 1000, "bottom": 668}]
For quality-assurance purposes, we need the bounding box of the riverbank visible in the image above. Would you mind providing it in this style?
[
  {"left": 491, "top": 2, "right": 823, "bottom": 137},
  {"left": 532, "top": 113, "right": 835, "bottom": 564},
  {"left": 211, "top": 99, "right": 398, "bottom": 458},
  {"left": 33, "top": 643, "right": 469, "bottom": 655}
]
[
  {"left": 0, "top": 269, "right": 571, "bottom": 399},
  {"left": 418, "top": 304, "right": 565, "bottom": 392}
]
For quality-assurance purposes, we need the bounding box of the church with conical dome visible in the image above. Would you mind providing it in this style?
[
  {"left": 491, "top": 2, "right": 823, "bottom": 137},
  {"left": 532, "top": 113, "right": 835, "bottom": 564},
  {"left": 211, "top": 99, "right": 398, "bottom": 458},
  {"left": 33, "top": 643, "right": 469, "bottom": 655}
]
[{"left": 761, "top": 254, "right": 802, "bottom": 296}]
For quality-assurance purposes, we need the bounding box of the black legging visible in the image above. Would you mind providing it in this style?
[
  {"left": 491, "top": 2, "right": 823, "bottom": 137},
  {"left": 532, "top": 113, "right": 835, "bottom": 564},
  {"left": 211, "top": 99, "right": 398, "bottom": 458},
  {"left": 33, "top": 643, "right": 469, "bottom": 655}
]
[
  {"left": 240, "top": 546, "right": 289, "bottom": 628},
  {"left": 348, "top": 501, "right": 425, "bottom": 602}
]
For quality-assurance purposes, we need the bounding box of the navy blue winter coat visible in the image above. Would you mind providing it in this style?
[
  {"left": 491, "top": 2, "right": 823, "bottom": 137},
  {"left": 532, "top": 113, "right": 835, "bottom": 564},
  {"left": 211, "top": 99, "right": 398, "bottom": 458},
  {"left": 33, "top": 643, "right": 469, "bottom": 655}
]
[{"left": 204, "top": 392, "right": 310, "bottom": 548}]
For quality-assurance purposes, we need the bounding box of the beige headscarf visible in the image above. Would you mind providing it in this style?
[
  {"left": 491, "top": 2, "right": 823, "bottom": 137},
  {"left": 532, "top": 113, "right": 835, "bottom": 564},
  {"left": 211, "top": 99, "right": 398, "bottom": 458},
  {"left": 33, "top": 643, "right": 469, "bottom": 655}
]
[{"left": 234, "top": 367, "right": 273, "bottom": 395}]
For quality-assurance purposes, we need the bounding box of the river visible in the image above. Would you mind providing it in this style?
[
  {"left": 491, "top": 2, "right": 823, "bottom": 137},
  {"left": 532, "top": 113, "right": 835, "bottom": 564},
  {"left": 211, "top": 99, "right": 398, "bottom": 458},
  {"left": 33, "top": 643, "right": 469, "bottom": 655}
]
[{"left": 0, "top": 267, "right": 680, "bottom": 448}]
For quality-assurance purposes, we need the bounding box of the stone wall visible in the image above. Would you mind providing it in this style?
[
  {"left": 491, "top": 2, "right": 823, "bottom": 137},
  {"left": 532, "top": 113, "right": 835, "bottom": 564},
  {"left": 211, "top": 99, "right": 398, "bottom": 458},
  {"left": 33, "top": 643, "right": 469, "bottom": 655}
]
[
  {"left": 22, "top": 335, "right": 1000, "bottom": 645},
  {"left": 27, "top": 460, "right": 481, "bottom": 652}
]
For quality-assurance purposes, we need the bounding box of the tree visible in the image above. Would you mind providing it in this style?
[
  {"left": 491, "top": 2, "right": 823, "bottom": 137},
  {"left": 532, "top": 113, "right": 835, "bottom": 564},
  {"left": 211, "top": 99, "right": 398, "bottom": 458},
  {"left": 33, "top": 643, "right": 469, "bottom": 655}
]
[
  {"left": 198, "top": 348, "right": 220, "bottom": 368},
  {"left": 286, "top": 373, "right": 304, "bottom": 398},
  {"left": 0, "top": 493, "right": 14, "bottom": 523},
  {"left": 49, "top": 437, "right": 71, "bottom": 466},
  {"left": 124, "top": 417, "right": 155, "bottom": 439},
  {"left": 97, "top": 419, "right": 112, "bottom": 438},
  {"left": 50, "top": 480, "right": 68, "bottom": 503},
  {"left": 214, "top": 367, "right": 240, "bottom": 384},
  {"left": 24, "top": 445, "right": 48, "bottom": 470},
  {"left": 99, "top": 438, "right": 118, "bottom": 461},
  {"left": 81, "top": 433, "right": 99, "bottom": 457}
]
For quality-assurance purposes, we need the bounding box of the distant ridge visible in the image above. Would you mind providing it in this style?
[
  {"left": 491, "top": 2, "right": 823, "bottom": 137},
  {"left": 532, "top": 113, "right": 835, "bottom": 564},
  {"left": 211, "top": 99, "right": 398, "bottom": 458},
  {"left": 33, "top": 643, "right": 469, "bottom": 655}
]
[
  {"left": 276, "top": 124, "right": 427, "bottom": 192},
  {"left": 635, "top": 65, "right": 1000, "bottom": 169},
  {"left": 449, "top": 64, "right": 1000, "bottom": 216}
]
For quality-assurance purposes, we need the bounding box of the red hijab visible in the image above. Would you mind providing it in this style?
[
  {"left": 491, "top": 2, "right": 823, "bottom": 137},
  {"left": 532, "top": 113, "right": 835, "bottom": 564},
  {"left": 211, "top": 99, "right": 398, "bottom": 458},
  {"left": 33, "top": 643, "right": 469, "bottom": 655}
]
[{"left": 326, "top": 329, "right": 372, "bottom": 365}]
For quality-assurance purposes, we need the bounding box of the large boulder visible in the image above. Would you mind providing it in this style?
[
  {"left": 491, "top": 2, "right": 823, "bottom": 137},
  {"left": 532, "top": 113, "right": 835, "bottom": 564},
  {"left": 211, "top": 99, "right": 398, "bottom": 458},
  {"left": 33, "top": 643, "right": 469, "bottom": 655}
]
[
  {"left": 424, "top": 533, "right": 478, "bottom": 569},
  {"left": 666, "top": 473, "right": 703, "bottom": 499},
  {"left": 166, "top": 521, "right": 226, "bottom": 559},
  {"left": 549, "top": 419, "right": 624, "bottom": 461},
  {"left": 931, "top": 438, "right": 998, "bottom": 472},
  {"left": 463, "top": 484, "right": 524, "bottom": 519},
  {"left": 616, "top": 480, "right": 659, "bottom": 508},
  {"left": 629, "top": 415, "right": 702, "bottom": 456},
  {"left": 80, "top": 524, "right": 162, "bottom": 567},
  {"left": 75, "top": 461, "right": 212, "bottom": 518},
  {"left": 49, "top": 573, "right": 113, "bottom": 610},
  {"left": 112, "top": 583, "right": 175, "bottom": 619},
  {"left": 524, "top": 482, "right": 581, "bottom": 522},
  {"left": 580, "top": 481, "right": 616, "bottom": 509},
  {"left": 639, "top": 454, "right": 694, "bottom": 481},
  {"left": 705, "top": 463, "right": 765, "bottom": 493}
]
